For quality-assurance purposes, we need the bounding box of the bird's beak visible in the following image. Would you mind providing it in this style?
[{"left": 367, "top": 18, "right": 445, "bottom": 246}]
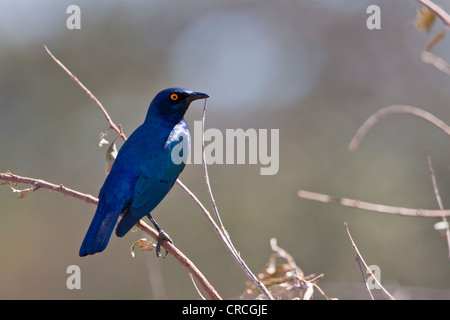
[{"left": 187, "top": 92, "right": 210, "bottom": 102}]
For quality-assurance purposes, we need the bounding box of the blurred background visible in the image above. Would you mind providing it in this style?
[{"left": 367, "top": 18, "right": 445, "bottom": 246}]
[{"left": 1, "top": 0, "right": 450, "bottom": 299}]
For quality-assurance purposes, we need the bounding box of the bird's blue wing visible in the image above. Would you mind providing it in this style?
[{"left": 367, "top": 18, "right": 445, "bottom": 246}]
[
  {"left": 79, "top": 170, "right": 137, "bottom": 256},
  {"left": 115, "top": 121, "right": 189, "bottom": 237},
  {"left": 79, "top": 129, "right": 143, "bottom": 256}
]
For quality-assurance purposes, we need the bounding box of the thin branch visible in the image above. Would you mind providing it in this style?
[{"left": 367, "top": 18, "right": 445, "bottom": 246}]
[
  {"left": 297, "top": 189, "right": 450, "bottom": 217},
  {"left": 174, "top": 179, "right": 223, "bottom": 235},
  {"left": 421, "top": 50, "right": 450, "bottom": 76},
  {"left": 201, "top": 99, "right": 225, "bottom": 230},
  {"left": 0, "top": 171, "right": 98, "bottom": 205},
  {"left": 176, "top": 179, "right": 273, "bottom": 298},
  {"left": 200, "top": 99, "right": 274, "bottom": 300},
  {"left": 348, "top": 105, "right": 450, "bottom": 152},
  {"left": 44, "top": 45, "right": 127, "bottom": 141},
  {"left": 189, "top": 273, "right": 206, "bottom": 300},
  {"left": 344, "top": 222, "right": 395, "bottom": 300},
  {"left": 425, "top": 149, "right": 450, "bottom": 259},
  {"left": 426, "top": 150, "right": 445, "bottom": 210},
  {"left": 134, "top": 220, "right": 221, "bottom": 299},
  {"left": 0, "top": 171, "right": 221, "bottom": 300},
  {"left": 356, "top": 256, "right": 374, "bottom": 300}
]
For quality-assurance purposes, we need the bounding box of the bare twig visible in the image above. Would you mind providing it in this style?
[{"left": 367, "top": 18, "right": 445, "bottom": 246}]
[
  {"left": 348, "top": 105, "right": 450, "bottom": 152},
  {"left": 0, "top": 171, "right": 221, "bottom": 300},
  {"left": 0, "top": 171, "right": 98, "bottom": 205},
  {"left": 200, "top": 99, "right": 274, "bottom": 300},
  {"left": 174, "top": 179, "right": 222, "bottom": 235},
  {"left": 44, "top": 45, "right": 127, "bottom": 141},
  {"left": 201, "top": 99, "right": 225, "bottom": 230},
  {"left": 297, "top": 189, "right": 450, "bottom": 217},
  {"left": 426, "top": 150, "right": 445, "bottom": 210},
  {"left": 344, "top": 222, "right": 395, "bottom": 300},
  {"left": 175, "top": 178, "right": 273, "bottom": 299},
  {"left": 133, "top": 220, "right": 221, "bottom": 299},
  {"left": 421, "top": 50, "right": 450, "bottom": 76},
  {"left": 425, "top": 149, "right": 450, "bottom": 258},
  {"left": 189, "top": 274, "right": 206, "bottom": 300}
]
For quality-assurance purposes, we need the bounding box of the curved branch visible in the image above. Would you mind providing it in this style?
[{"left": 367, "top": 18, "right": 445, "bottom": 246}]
[
  {"left": 0, "top": 171, "right": 98, "bottom": 205},
  {"left": 348, "top": 105, "right": 450, "bottom": 152}
]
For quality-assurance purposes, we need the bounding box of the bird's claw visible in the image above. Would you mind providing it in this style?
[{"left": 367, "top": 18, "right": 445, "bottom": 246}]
[{"left": 156, "top": 230, "right": 173, "bottom": 258}]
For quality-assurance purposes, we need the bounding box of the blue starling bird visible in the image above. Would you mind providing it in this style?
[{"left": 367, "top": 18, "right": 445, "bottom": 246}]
[{"left": 79, "top": 88, "right": 209, "bottom": 257}]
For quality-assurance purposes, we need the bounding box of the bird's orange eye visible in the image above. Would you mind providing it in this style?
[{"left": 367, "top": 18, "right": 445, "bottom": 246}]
[{"left": 170, "top": 93, "right": 178, "bottom": 101}]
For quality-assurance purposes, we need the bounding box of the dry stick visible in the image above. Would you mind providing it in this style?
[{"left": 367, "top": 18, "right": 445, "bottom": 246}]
[
  {"left": 421, "top": 51, "right": 450, "bottom": 76},
  {"left": 132, "top": 220, "right": 220, "bottom": 300},
  {"left": 344, "top": 222, "right": 395, "bottom": 300},
  {"left": 43, "top": 46, "right": 126, "bottom": 141},
  {"left": 426, "top": 150, "right": 450, "bottom": 259},
  {"left": 297, "top": 189, "right": 450, "bottom": 217},
  {"left": 189, "top": 273, "right": 206, "bottom": 300},
  {"left": 200, "top": 100, "right": 274, "bottom": 300},
  {"left": 42, "top": 45, "right": 221, "bottom": 300},
  {"left": 0, "top": 171, "right": 98, "bottom": 205},
  {"left": 349, "top": 105, "right": 450, "bottom": 152},
  {"left": 201, "top": 99, "right": 225, "bottom": 230},
  {"left": 0, "top": 171, "right": 221, "bottom": 300},
  {"left": 175, "top": 179, "right": 271, "bottom": 298}
]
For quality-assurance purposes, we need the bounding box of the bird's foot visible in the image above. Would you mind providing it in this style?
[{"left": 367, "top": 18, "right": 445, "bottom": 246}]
[{"left": 156, "top": 230, "right": 173, "bottom": 258}]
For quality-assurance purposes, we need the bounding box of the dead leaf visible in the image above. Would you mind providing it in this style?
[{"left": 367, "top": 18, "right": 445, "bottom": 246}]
[{"left": 416, "top": 7, "right": 436, "bottom": 33}]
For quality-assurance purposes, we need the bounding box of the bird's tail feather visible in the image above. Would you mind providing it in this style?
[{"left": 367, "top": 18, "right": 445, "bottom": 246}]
[
  {"left": 116, "top": 209, "right": 141, "bottom": 238},
  {"left": 79, "top": 207, "right": 121, "bottom": 257}
]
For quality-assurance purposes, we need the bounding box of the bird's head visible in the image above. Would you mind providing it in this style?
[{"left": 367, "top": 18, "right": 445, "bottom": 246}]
[{"left": 146, "top": 88, "right": 209, "bottom": 123}]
